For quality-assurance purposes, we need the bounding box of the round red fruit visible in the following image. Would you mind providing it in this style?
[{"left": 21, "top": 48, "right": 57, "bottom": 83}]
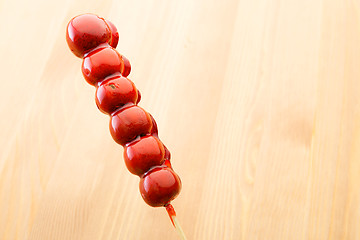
[
  {"left": 66, "top": 14, "right": 111, "bottom": 58},
  {"left": 105, "top": 20, "right": 119, "bottom": 48},
  {"left": 163, "top": 145, "right": 171, "bottom": 160},
  {"left": 96, "top": 74, "right": 138, "bottom": 114},
  {"left": 121, "top": 55, "right": 131, "bottom": 77},
  {"left": 110, "top": 105, "right": 152, "bottom": 145},
  {"left": 149, "top": 114, "right": 158, "bottom": 136},
  {"left": 124, "top": 135, "right": 165, "bottom": 176},
  {"left": 82, "top": 47, "right": 125, "bottom": 85},
  {"left": 136, "top": 89, "right": 141, "bottom": 104},
  {"left": 139, "top": 167, "right": 181, "bottom": 207}
]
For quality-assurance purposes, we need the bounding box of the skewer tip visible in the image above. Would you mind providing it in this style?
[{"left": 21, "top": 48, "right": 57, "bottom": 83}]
[{"left": 165, "top": 204, "right": 187, "bottom": 240}]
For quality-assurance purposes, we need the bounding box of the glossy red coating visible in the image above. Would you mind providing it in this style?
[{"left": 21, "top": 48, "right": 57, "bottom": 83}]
[
  {"left": 149, "top": 113, "right": 158, "bottom": 136},
  {"left": 82, "top": 47, "right": 125, "bottom": 85},
  {"left": 110, "top": 105, "right": 152, "bottom": 146},
  {"left": 124, "top": 135, "right": 165, "bottom": 176},
  {"left": 136, "top": 90, "right": 141, "bottom": 104},
  {"left": 66, "top": 14, "right": 111, "bottom": 58},
  {"left": 162, "top": 159, "right": 172, "bottom": 168},
  {"left": 121, "top": 55, "right": 131, "bottom": 77},
  {"left": 165, "top": 204, "right": 176, "bottom": 226},
  {"left": 96, "top": 74, "right": 138, "bottom": 114},
  {"left": 105, "top": 20, "right": 119, "bottom": 48},
  {"left": 163, "top": 145, "right": 171, "bottom": 160},
  {"left": 139, "top": 167, "right": 181, "bottom": 207}
]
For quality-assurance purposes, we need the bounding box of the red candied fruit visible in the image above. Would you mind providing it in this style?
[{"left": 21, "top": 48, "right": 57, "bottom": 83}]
[
  {"left": 66, "top": 14, "right": 111, "bottom": 58},
  {"left": 124, "top": 135, "right": 165, "bottom": 176},
  {"left": 136, "top": 90, "right": 141, "bottom": 104},
  {"left": 82, "top": 47, "right": 125, "bottom": 86},
  {"left": 96, "top": 74, "right": 138, "bottom": 114},
  {"left": 105, "top": 20, "right": 119, "bottom": 48},
  {"left": 163, "top": 145, "right": 171, "bottom": 160},
  {"left": 110, "top": 105, "right": 152, "bottom": 146},
  {"left": 149, "top": 113, "right": 158, "bottom": 136},
  {"left": 161, "top": 145, "right": 172, "bottom": 168},
  {"left": 139, "top": 167, "right": 181, "bottom": 207},
  {"left": 121, "top": 55, "right": 131, "bottom": 77}
]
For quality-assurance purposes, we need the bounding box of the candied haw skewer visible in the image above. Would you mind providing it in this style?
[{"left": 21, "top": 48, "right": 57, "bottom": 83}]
[{"left": 66, "top": 13, "right": 186, "bottom": 239}]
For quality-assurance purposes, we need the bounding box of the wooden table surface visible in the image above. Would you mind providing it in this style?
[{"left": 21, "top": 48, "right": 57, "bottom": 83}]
[{"left": 1, "top": 0, "right": 360, "bottom": 239}]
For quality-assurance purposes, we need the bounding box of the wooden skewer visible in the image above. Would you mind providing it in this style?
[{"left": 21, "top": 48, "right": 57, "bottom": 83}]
[
  {"left": 165, "top": 204, "right": 188, "bottom": 240},
  {"left": 172, "top": 214, "right": 187, "bottom": 240}
]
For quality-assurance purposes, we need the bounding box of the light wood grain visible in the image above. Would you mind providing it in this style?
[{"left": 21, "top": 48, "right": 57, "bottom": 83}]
[{"left": 1, "top": 0, "right": 360, "bottom": 239}]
